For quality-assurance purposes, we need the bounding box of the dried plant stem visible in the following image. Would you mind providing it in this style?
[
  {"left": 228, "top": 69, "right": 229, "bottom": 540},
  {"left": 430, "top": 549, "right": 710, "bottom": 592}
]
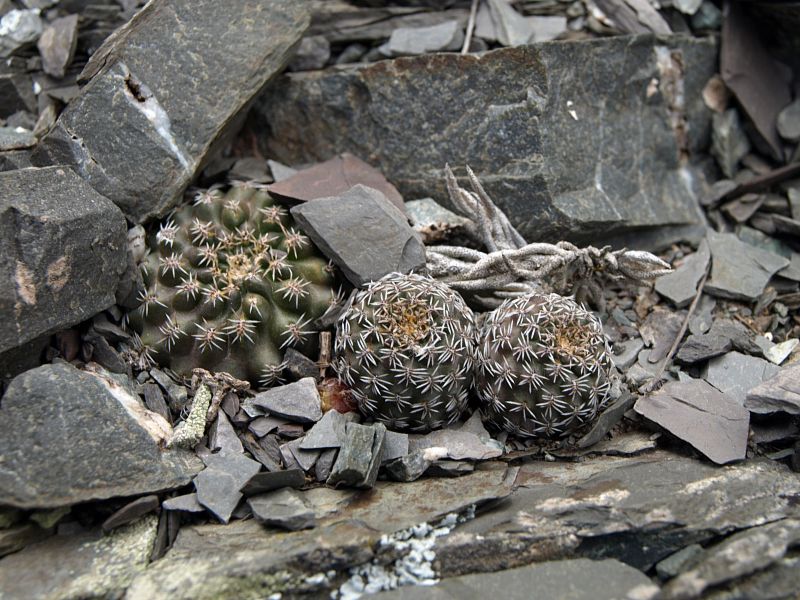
[{"left": 462, "top": 0, "right": 480, "bottom": 54}]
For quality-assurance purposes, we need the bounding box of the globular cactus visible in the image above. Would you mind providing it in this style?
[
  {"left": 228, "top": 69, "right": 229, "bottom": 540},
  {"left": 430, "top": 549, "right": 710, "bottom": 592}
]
[
  {"left": 332, "top": 273, "right": 477, "bottom": 432},
  {"left": 475, "top": 293, "right": 613, "bottom": 439},
  {"left": 126, "top": 183, "right": 341, "bottom": 387}
]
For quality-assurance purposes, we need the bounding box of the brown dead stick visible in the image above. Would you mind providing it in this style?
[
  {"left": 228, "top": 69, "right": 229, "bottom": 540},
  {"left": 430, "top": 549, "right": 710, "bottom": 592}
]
[
  {"left": 642, "top": 263, "right": 710, "bottom": 393},
  {"left": 720, "top": 162, "right": 800, "bottom": 202}
]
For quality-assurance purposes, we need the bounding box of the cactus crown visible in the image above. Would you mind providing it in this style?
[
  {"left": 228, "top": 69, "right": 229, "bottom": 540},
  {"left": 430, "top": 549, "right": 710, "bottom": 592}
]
[{"left": 126, "top": 183, "right": 341, "bottom": 387}]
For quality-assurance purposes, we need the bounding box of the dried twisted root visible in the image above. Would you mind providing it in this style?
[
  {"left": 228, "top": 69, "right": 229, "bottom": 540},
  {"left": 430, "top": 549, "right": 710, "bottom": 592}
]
[{"left": 426, "top": 165, "right": 672, "bottom": 309}]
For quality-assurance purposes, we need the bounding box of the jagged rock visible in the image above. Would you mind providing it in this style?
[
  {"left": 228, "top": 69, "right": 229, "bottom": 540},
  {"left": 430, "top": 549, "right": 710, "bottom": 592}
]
[
  {"left": 0, "top": 363, "right": 200, "bottom": 509},
  {"left": 0, "top": 9, "right": 42, "bottom": 57},
  {"left": 577, "top": 391, "right": 636, "bottom": 449},
  {"left": 248, "top": 488, "right": 316, "bottom": 531},
  {"left": 0, "top": 522, "right": 51, "bottom": 558},
  {"left": 612, "top": 338, "right": 645, "bottom": 370},
  {"left": 382, "top": 430, "right": 410, "bottom": 463},
  {"left": 655, "top": 239, "right": 710, "bottom": 308},
  {"left": 710, "top": 108, "right": 750, "bottom": 178},
  {"left": 0, "top": 515, "right": 158, "bottom": 599},
  {"left": 257, "top": 36, "right": 716, "bottom": 247},
  {"left": 32, "top": 0, "right": 310, "bottom": 222},
  {"left": 0, "top": 167, "right": 127, "bottom": 354},
  {"left": 251, "top": 378, "right": 323, "bottom": 424},
  {"left": 384, "top": 451, "right": 430, "bottom": 482},
  {"left": 36, "top": 14, "right": 78, "bottom": 78},
  {"left": 194, "top": 452, "right": 261, "bottom": 524},
  {"left": 241, "top": 469, "right": 306, "bottom": 497},
  {"left": 676, "top": 318, "right": 761, "bottom": 365},
  {"left": 299, "top": 409, "right": 351, "bottom": 450},
  {"left": 102, "top": 495, "right": 160, "bottom": 532},
  {"left": 704, "top": 351, "right": 780, "bottom": 405},
  {"left": 282, "top": 437, "right": 321, "bottom": 472},
  {"left": 660, "top": 519, "right": 800, "bottom": 600},
  {"left": 290, "top": 185, "right": 425, "bottom": 286},
  {"left": 634, "top": 379, "right": 749, "bottom": 464},
  {"left": 376, "top": 558, "right": 657, "bottom": 600},
  {"left": 410, "top": 428, "right": 503, "bottom": 461},
  {"left": 745, "top": 362, "right": 800, "bottom": 415},
  {"left": 162, "top": 493, "right": 204, "bottom": 513},
  {"left": 405, "top": 197, "right": 474, "bottom": 244},
  {"left": 248, "top": 415, "right": 286, "bottom": 438},
  {"left": 380, "top": 20, "right": 463, "bottom": 57},
  {"left": 706, "top": 231, "right": 789, "bottom": 302},
  {"left": 655, "top": 544, "right": 705, "bottom": 580},
  {"left": 327, "top": 422, "right": 386, "bottom": 488}
]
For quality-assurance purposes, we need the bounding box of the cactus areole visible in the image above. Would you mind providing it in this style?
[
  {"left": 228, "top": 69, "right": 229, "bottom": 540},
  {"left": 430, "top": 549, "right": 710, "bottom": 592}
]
[
  {"left": 476, "top": 293, "right": 613, "bottom": 439},
  {"left": 127, "top": 184, "right": 341, "bottom": 387},
  {"left": 333, "top": 273, "right": 477, "bottom": 433}
]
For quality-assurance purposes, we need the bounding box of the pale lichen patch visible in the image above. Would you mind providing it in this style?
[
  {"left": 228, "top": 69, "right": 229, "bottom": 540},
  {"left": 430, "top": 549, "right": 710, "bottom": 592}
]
[
  {"left": 46, "top": 256, "right": 70, "bottom": 292},
  {"left": 15, "top": 261, "right": 36, "bottom": 305}
]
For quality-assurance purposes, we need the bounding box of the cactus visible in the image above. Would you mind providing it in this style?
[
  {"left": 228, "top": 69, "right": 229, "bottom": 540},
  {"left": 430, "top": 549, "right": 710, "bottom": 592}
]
[
  {"left": 475, "top": 292, "right": 613, "bottom": 439},
  {"left": 126, "top": 183, "right": 341, "bottom": 387},
  {"left": 332, "top": 272, "right": 477, "bottom": 432}
]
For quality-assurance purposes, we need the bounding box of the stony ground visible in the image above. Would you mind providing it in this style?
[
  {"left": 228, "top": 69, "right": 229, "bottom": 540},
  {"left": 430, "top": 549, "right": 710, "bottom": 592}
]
[{"left": 1, "top": 1, "right": 800, "bottom": 599}]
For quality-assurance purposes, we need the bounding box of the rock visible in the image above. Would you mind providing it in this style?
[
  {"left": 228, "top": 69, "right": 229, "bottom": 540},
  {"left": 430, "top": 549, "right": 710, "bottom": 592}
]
[
  {"left": 764, "top": 339, "right": 798, "bottom": 365},
  {"left": 290, "top": 185, "right": 426, "bottom": 287},
  {"left": 208, "top": 411, "right": 244, "bottom": 455},
  {"left": 102, "top": 495, "right": 160, "bottom": 532},
  {"left": 405, "top": 197, "right": 474, "bottom": 244},
  {"left": 0, "top": 72, "right": 36, "bottom": 118},
  {"left": 240, "top": 432, "right": 283, "bottom": 472},
  {"left": 0, "top": 167, "right": 127, "bottom": 355},
  {"left": 427, "top": 460, "right": 475, "bottom": 477},
  {"left": 777, "top": 98, "right": 800, "bottom": 142},
  {"left": 0, "top": 125, "right": 34, "bottom": 150},
  {"left": 0, "top": 517, "right": 158, "bottom": 598},
  {"left": 660, "top": 519, "right": 800, "bottom": 600},
  {"left": 267, "top": 153, "right": 405, "bottom": 212},
  {"left": 655, "top": 544, "right": 705, "bottom": 579},
  {"left": 639, "top": 307, "right": 684, "bottom": 364},
  {"left": 162, "top": 493, "right": 205, "bottom": 513},
  {"left": 612, "top": 337, "right": 645, "bottom": 370},
  {"left": 257, "top": 36, "right": 716, "bottom": 248},
  {"left": 36, "top": 14, "right": 78, "bottom": 78},
  {"left": 577, "top": 391, "right": 636, "bottom": 449},
  {"left": 0, "top": 522, "right": 51, "bottom": 558},
  {"left": 0, "top": 9, "right": 42, "bottom": 57},
  {"left": 384, "top": 451, "right": 430, "bottom": 482},
  {"left": 142, "top": 383, "right": 171, "bottom": 425},
  {"left": 287, "top": 35, "right": 330, "bottom": 71},
  {"left": 704, "top": 351, "right": 780, "bottom": 406},
  {"left": 248, "top": 488, "right": 316, "bottom": 531},
  {"left": 194, "top": 451, "right": 261, "bottom": 524},
  {"left": 382, "top": 430, "right": 410, "bottom": 463},
  {"left": 381, "top": 20, "right": 463, "bottom": 57},
  {"left": 84, "top": 331, "right": 128, "bottom": 374},
  {"left": 676, "top": 318, "right": 761, "bottom": 364},
  {"left": 410, "top": 428, "right": 503, "bottom": 461},
  {"left": 710, "top": 108, "right": 750, "bottom": 178},
  {"left": 0, "top": 363, "right": 200, "bottom": 509},
  {"left": 674, "top": 0, "right": 703, "bottom": 14},
  {"left": 282, "top": 437, "right": 321, "bottom": 472},
  {"left": 32, "top": 0, "right": 310, "bottom": 223},
  {"left": 691, "top": 0, "right": 722, "bottom": 29},
  {"left": 477, "top": 0, "right": 567, "bottom": 45},
  {"left": 655, "top": 239, "right": 710, "bottom": 308},
  {"left": 327, "top": 422, "right": 386, "bottom": 489},
  {"left": 251, "top": 378, "right": 323, "bottom": 423},
  {"left": 705, "top": 231, "right": 789, "bottom": 302},
  {"left": 299, "top": 409, "right": 350, "bottom": 450},
  {"left": 375, "top": 558, "right": 657, "bottom": 600},
  {"left": 634, "top": 379, "right": 749, "bottom": 464},
  {"left": 241, "top": 469, "right": 306, "bottom": 497},
  {"left": 745, "top": 362, "right": 800, "bottom": 415},
  {"left": 247, "top": 415, "right": 286, "bottom": 437},
  {"left": 283, "top": 347, "right": 319, "bottom": 381},
  {"left": 314, "top": 448, "right": 338, "bottom": 481},
  {"left": 777, "top": 253, "right": 800, "bottom": 282}
]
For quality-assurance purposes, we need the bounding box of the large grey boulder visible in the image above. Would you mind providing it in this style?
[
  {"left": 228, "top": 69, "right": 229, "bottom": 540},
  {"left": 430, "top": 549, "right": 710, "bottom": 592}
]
[
  {"left": 32, "top": 0, "right": 310, "bottom": 223},
  {"left": 0, "top": 363, "right": 201, "bottom": 509},
  {"left": 0, "top": 166, "right": 127, "bottom": 355},
  {"left": 256, "top": 35, "right": 716, "bottom": 247}
]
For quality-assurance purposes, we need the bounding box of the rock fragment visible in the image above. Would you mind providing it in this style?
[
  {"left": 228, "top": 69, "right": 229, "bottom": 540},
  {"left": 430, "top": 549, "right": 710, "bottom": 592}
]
[
  {"left": 676, "top": 318, "right": 761, "bottom": 365},
  {"left": 745, "top": 362, "right": 800, "bottom": 415},
  {"left": 634, "top": 379, "right": 749, "bottom": 464},
  {"left": 251, "top": 378, "right": 323, "bottom": 424},
  {"left": 162, "top": 493, "right": 204, "bottom": 513},
  {"left": 381, "top": 20, "right": 463, "bottom": 57},
  {"left": 248, "top": 488, "right": 316, "bottom": 531},
  {"left": 384, "top": 451, "right": 430, "bottom": 482},
  {"left": 704, "top": 351, "right": 780, "bottom": 405},
  {"left": 410, "top": 428, "right": 503, "bottom": 461},
  {"left": 655, "top": 239, "right": 710, "bottom": 308},
  {"left": 705, "top": 231, "right": 789, "bottom": 301},
  {"left": 32, "top": 0, "right": 310, "bottom": 222},
  {"left": 0, "top": 363, "right": 200, "bottom": 509},
  {"left": 101, "top": 495, "right": 159, "bottom": 532},
  {"left": 299, "top": 409, "right": 351, "bottom": 450},
  {"left": 0, "top": 167, "right": 127, "bottom": 354},
  {"left": 291, "top": 185, "right": 426, "bottom": 287},
  {"left": 710, "top": 108, "right": 750, "bottom": 178},
  {"left": 327, "top": 422, "right": 386, "bottom": 488},
  {"left": 287, "top": 35, "right": 330, "bottom": 71},
  {"left": 241, "top": 469, "right": 306, "bottom": 497},
  {"left": 37, "top": 14, "right": 78, "bottom": 78},
  {"left": 777, "top": 98, "right": 800, "bottom": 142},
  {"left": 0, "top": 9, "right": 42, "bottom": 57},
  {"left": 194, "top": 452, "right": 261, "bottom": 524}
]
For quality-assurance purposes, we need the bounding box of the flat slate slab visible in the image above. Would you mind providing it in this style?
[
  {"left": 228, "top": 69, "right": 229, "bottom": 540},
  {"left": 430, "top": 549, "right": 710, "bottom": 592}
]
[
  {"left": 745, "top": 362, "right": 800, "bottom": 415},
  {"left": 0, "top": 166, "right": 127, "bottom": 354},
  {"left": 0, "top": 363, "right": 201, "bottom": 509},
  {"left": 705, "top": 231, "right": 789, "bottom": 301},
  {"left": 32, "top": 0, "right": 310, "bottom": 222},
  {"left": 704, "top": 351, "right": 780, "bottom": 405},
  {"left": 257, "top": 35, "right": 716, "bottom": 247},
  {"left": 291, "top": 184, "right": 426, "bottom": 287},
  {"left": 655, "top": 238, "right": 710, "bottom": 308},
  {"left": 251, "top": 378, "right": 323, "bottom": 424},
  {"left": 634, "top": 379, "right": 749, "bottom": 464},
  {"left": 248, "top": 488, "right": 316, "bottom": 531}
]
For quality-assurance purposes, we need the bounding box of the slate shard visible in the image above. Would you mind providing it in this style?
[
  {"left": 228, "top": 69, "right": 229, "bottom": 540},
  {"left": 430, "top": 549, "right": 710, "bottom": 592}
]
[
  {"left": 0, "top": 167, "right": 127, "bottom": 355},
  {"left": 634, "top": 379, "right": 749, "bottom": 464},
  {"left": 704, "top": 351, "right": 780, "bottom": 406},
  {"left": 32, "top": 0, "right": 311, "bottom": 222},
  {"left": 655, "top": 239, "right": 710, "bottom": 308},
  {"left": 248, "top": 488, "right": 316, "bottom": 531},
  {"left": 745, "top": 362, "right": 800, "bottom": 415},
  {"left": 327, "top": 422, "right": 386, "bottom": 489},
  {"left": 291, "top": 185, "right": 426, "bottom": 287},
  {"left": 257, "top": 36, "right": 716, "bottom": 248},
  {"left": 251, "top": 378, "right": 323, "bottom": 424}
]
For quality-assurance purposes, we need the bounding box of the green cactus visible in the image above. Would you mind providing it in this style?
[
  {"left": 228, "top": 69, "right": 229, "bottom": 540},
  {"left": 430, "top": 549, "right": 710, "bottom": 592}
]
[
  {"left": 126, "top": 183, "right": 341, "bottom": 387},
  {"left": 475, "top": 293, "right": 613, "bottom": 439},
  {"left": 332, "top": 272, "right": 477, "bottom": 432}
]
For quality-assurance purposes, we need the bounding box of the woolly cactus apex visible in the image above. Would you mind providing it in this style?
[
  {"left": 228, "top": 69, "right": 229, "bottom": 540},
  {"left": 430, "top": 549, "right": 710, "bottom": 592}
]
[
  {"left": 332, "top": 272, "right": 477, "bottom": 432},
  {"left": 476, "top": 292, "right": 614, "bottom": 439},
  {"left": 126, "top": 183, "right": 342, "bottom": 387}
]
